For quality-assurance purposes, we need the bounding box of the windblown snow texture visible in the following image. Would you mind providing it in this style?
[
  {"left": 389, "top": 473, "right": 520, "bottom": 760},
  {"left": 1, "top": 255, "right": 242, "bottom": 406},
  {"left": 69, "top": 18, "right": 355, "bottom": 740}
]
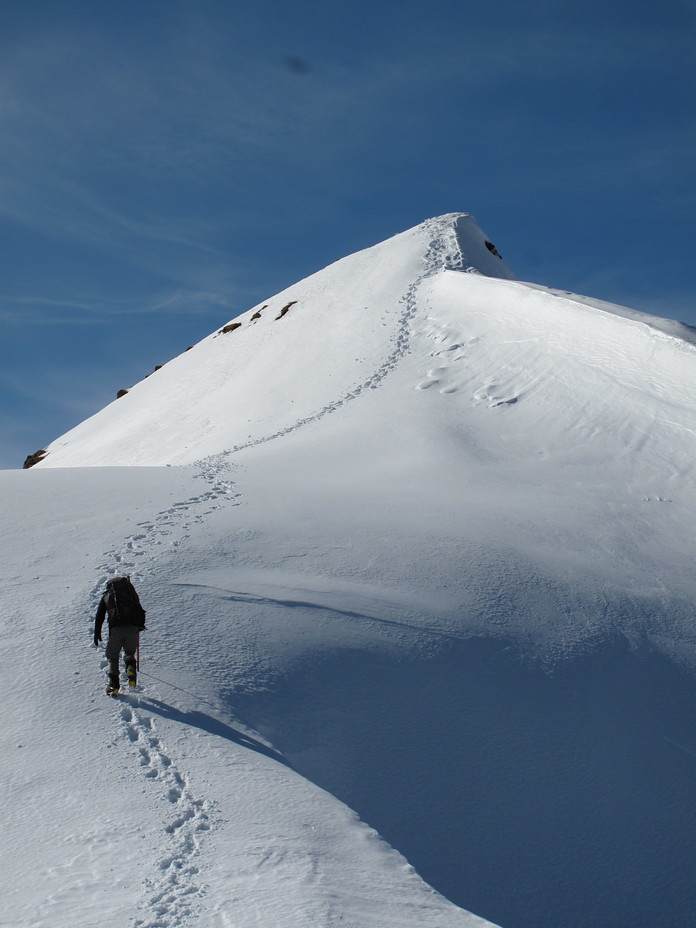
[{"left": 4, "top": 213, "right": 696, "bottom": 928}]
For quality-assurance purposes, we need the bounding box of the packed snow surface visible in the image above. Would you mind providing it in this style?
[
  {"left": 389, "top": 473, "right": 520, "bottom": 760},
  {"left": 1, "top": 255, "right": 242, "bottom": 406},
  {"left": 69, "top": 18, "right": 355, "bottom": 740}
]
[{"left": 4, "top": 213, "right": 696, "bottom": 928}]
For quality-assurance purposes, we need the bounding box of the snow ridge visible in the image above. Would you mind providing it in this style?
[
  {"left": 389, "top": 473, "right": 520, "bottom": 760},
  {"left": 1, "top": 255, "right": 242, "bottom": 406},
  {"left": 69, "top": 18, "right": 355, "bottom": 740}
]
[
  {"left": 436, "top": 213, "right": 515, "bottom": 278},
  {"left": 223, "top": 217, "right": 463, "bottom": 458},
  {"left": 36, "top": 213, "right": 515, "bottom": 468}
]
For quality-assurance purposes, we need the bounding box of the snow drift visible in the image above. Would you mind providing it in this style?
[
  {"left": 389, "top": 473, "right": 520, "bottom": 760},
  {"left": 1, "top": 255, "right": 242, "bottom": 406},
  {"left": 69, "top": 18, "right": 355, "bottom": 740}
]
[{"left": 5, "top": 213, "right": 696, "bottom": 928}]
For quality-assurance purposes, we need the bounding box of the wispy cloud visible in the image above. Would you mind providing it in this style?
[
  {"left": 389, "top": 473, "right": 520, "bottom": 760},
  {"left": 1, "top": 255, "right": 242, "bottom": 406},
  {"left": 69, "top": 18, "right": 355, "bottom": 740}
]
[
  {"left": 0, "top": 25, "right": 377, "bottom": 316},
  {"left": 0, "top": 3, "right": 692, "bottom": 326},
  {"left": 1, "top": 10, "right": 690, "bottom": 230},
  {"left": 0, "top": 287, "right": 238, "bottom": 325}
]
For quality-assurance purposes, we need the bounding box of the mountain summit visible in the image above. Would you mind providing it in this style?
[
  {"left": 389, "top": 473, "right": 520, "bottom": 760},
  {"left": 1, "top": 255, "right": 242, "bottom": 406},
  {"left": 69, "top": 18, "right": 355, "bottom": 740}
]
[{"left": 39, "top": 213, "right": 514, "bottom": 467}]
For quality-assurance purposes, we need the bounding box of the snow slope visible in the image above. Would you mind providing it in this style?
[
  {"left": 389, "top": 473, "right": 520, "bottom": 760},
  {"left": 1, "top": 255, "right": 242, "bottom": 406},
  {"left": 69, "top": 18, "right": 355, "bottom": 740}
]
[
  {"left": 2, "top": 465, "right": 491, "bottom": 928},
  {"left": 4, "top": 213, "right": 696, "bottom": 928},
  {"left": 39, "top": 214, "right": 514, "bottom": 467}
]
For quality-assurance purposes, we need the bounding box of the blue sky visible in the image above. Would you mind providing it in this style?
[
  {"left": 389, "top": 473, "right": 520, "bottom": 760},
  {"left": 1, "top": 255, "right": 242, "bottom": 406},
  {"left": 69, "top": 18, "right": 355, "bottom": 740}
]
[{"left": 1, "top": 0, "right": 694, "bottom": 468}]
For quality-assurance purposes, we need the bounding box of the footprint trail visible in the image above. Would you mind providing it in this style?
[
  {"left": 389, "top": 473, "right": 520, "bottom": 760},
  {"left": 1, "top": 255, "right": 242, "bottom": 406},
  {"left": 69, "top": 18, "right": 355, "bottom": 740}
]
[
  {"left": 119, "top": 704, "right": 212, "bottom": 928},
  {"left": 87, "top": 456, "right": 234, "bottom": 926}
]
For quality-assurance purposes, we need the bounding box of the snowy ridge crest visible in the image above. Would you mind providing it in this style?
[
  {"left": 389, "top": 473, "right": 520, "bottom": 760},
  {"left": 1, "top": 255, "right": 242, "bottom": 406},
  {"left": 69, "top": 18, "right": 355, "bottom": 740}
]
[
  {"left": 426, "top": 213, "right": 515, "bottom": 279},
  {"left": 36, "top": 213, "right": 513, "bottom": 467}
]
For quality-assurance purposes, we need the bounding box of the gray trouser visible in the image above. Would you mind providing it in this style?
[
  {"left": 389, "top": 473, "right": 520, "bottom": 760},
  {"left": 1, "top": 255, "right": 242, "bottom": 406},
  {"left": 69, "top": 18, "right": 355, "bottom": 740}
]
[{"left": 105, "top": 626, "right": 139, "bottom": 682}]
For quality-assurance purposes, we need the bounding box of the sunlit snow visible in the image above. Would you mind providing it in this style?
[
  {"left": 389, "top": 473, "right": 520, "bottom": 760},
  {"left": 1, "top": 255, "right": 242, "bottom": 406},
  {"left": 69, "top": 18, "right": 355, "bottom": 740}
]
[{"left": 3, "top": 214, "right": 696, "bottom": 928}]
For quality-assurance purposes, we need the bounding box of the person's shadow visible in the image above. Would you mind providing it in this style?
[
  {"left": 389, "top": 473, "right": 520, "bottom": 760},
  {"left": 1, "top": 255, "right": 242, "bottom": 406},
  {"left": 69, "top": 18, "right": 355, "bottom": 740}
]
[{"left": 136, "top": 694, "right": 291, "bottom": 768}]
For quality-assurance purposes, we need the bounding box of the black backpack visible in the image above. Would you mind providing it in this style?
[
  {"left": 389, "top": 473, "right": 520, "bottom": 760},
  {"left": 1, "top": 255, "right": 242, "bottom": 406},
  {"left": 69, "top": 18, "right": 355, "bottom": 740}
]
[{"left": 105, "top": 576, "right": 146, "bottom": 629}]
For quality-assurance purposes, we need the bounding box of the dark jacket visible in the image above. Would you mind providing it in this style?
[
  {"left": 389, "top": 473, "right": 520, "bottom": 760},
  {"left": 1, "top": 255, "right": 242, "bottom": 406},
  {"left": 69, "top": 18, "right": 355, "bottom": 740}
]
[{"left": 94, "top": 582, "right": 146, "bottom": 639}]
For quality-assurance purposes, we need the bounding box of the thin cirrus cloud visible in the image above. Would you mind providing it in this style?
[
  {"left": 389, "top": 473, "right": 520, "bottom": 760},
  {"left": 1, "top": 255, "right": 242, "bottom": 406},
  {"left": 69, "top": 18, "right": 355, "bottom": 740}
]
[
  {"left": 0, "top": 287, "right": 237, "bottom": 325},
  {"left": 0, "top": 4, "right": 693, "bottom": 321},
  {"left": 1, "top": 16, "right": 688, "bottom": 208},
  {"left": 0, "top": 35, "right": 372, "bottom": 288}
]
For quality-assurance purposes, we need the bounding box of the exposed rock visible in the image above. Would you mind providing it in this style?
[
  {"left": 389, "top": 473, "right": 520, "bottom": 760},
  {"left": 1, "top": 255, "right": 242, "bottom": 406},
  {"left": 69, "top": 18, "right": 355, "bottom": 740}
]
[
  {"left": 276, "top": 301, "right": 297, "bottom": 320},
  {"left": 23, "top": 449, "right": 47, "bottom": 469}
]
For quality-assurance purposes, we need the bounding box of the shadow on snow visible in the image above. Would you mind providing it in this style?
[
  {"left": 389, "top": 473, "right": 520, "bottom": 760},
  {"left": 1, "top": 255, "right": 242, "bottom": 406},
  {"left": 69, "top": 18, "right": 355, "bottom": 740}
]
[{"left": 233, "top": 636, "right": 696, "bottom": 928}]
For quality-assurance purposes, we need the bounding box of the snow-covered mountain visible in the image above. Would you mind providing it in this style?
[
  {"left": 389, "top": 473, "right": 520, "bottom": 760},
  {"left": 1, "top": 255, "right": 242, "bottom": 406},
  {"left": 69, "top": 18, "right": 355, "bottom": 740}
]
[
  {"left": 4, "top": 213, "right": 696, "bottom": 928},
  {"left": 38, "top": 214, "right": 515, "bottom": 467}
]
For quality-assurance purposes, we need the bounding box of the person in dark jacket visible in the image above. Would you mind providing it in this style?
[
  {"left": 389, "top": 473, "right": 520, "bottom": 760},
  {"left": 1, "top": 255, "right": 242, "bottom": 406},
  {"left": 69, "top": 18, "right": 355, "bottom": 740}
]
[{"left": 94, "top": 576, "right": 146, "bottom": 694}]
